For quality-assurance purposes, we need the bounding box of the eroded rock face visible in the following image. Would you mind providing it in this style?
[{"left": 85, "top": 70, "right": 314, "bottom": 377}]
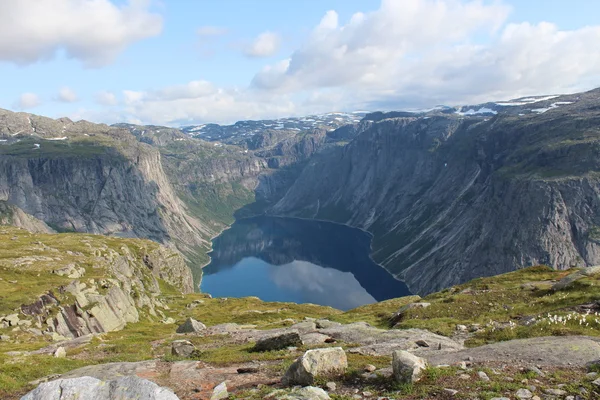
[
  {"left": 392, "top": 350, "right": 427, "bottom": 383},
  {"left": 21, "top": 376, "right": 179, "bottom": 400},
  {"left": 283, "top": 347, "right": 348, "bottom": 386}
]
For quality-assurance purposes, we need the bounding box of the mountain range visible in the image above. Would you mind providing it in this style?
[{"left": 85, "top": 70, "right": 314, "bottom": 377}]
[{"left": 1, "top": 88, "right": 599, "bottom": 294}]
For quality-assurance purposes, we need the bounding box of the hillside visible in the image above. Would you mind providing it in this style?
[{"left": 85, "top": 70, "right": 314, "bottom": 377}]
[
  {"left": 271, "top": 88, "right": 600, "bottom": 295},
  {"left": 1, "top": 230, "right": 598, "bottom": 400}
]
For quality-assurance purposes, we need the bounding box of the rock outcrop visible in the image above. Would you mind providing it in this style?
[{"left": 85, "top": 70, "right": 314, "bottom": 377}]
[{"left": 22, "top": 376, "right": 179, "bottom": 400}]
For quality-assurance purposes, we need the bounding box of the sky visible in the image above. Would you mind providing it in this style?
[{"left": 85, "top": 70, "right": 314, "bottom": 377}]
[{"left": 1, "top": 0, "right": 600, "bottom": 126}]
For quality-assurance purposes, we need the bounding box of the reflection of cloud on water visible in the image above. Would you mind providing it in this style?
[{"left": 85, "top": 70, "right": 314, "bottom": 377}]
[{"left": 268, "top": 260, "right": 376, "bottom": 310}]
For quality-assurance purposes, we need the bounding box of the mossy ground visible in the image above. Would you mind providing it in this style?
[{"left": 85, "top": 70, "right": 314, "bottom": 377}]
[{"left": 0, "top": 229, "right": 599, "bottom": 399}]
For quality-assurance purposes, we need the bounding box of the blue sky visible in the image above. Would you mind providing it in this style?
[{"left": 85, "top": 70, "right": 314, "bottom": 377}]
[{"left": 1, "top": 0, "right": 600, "bottom": 126}]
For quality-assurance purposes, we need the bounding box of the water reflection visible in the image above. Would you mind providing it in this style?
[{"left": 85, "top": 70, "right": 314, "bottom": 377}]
[{"left": 200, "top": 216, "right": 410, "bottom": 310}]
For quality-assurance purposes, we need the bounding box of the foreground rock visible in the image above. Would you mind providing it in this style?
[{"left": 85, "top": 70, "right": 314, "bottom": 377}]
[
  {"left": 283, "top": 347, "right": 348, "bottom": 386},
  {"left": 427, "top": 336, "right": 600, "bottom": 367},
  {"left": 392, "top": 350, "right": 427, "bottom": 383},
  {"left": 277, "top": 386, "right": 331, "bottom": 400},
  {"left": 171, "top": 340, "right": 196, "bottom": 357},
  {"left": 253, "top": 330, "right": 302, "bottom": 352},
  {"left": 176, "top": 318, "right": 206, "bottom": 334},
  {"left": 22, "top": 376, "right": 179, "bottom": 399},
  {"left": 552, "top": 266, "right": 600, "bottom": 290}
]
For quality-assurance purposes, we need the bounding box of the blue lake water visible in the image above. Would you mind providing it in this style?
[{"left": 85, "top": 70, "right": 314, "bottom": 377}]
[{"left": 200, "top": 216, "right": 411, "bottom": 311}]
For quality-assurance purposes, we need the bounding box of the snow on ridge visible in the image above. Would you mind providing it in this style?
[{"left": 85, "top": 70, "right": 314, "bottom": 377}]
[
  {"left": 47, "top": 137, "right": 68, "bottom": 141},
  {"left": 496, "top": 95, "right": 560, "bottom": 107},
  {"left": 531, "top": 101, "right": 572, "bottom": 114},
  {"left": 456, "top": 107, "right": 498, "bottom": 116}
]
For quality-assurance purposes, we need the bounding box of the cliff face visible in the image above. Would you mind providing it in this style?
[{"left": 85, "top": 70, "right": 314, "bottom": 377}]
[
  {"left": 271, "top": 91, "right": 600, "bottom": 295},
  {"left": 0, "top": 200, "right": 54, "bottom": 233}
]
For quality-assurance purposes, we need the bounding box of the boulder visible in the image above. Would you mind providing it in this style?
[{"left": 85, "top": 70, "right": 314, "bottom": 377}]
[
  {"left": 515, "top": 388, "right": 533, "bottom": 399},
  {"left": 253, "top": 331, "right": 302, "bottom": 352},
  {"left": 282, "top": 347, "right": 348, "bottom": 386},
  {"left": 552, "top": 266, "right": 600, "bottom": 291},
  {"left": 21, "top": 376, "right": 179, "bottom": 399},
  {"left": 176, "top": 318, "right": 206, "bottom": 334},
  {"left": 392, "top": 350, "right": 427, "bottom": 383},
  {"left": 171, "top": 340, "right": 195, "bottom": 357},
  {"left": 277, "top": 386, "right": 331, "bottom": 400},
  {"left": 290, "top": 321, "right": 316, "bottom": 333},
  {"left": 53, "top": 347, "right": 66, "bottom": 358},
  {"left": 210, "top": 381, "right": 228, "bottom": 400}
]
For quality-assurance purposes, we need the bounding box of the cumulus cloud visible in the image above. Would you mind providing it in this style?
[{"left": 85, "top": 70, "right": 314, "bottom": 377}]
[
  {"left": 97, "top": 0, "right": 600, "bottom": 125},
  {"left": 95, "top": 91, "right": 118, "bottom": 106},
  {"left": 0, "top": 0, "right": 163, "bottom": 67},
  {"left": 57, "top": 87, "right": 78, "bottom": 103},
  {"left": 244, "top": 31, "right": 281, "bottom": 58},
  {"left": 15, "top": 93, "right": 41, "bottom": 109}
]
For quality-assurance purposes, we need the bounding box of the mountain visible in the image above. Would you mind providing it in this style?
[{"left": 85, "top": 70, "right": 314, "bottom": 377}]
[
  {"left": 180, "top": 112, "right": 367, "bottom": 145},
  {"left": 270, "top": 88, "right": 600, "bottom": 295}
]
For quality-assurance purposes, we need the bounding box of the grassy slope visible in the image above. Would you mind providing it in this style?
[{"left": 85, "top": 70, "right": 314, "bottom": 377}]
[{"left": 1, "top": 241, "right": 599, "bottom": 399}]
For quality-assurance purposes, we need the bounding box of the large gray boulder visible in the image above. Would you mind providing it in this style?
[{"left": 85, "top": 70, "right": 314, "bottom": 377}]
[
  {"left": 253, "top": 330, "right": 302, "bottom": 352},
  {"left": 176, "top": 318, "right": 206, "bottom": 334},
  {"left": 21, "top": 376, "right": 179, "bottom": 399},
  {"left": 392, "top": 350, "right": 427, "bottom": 383},
  {"left": 282, "top": 347, "right": 347, "bottom": 386}
]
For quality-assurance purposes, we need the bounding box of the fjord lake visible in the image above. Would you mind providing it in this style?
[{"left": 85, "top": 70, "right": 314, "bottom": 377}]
[{"left": 200, "top": 216, "right": 410, "bottom": 310}]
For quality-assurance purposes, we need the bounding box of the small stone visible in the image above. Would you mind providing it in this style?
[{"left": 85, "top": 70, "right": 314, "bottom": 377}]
[
  {"left": 162, "top": 317, "right": 176, "bottom": 324},
  {"left": 171, "top": 340, "right": 195, "bottom": 357},
  {"left": 415, "top": 339, "right": 429, "bottom": 347},
  {"left": 515, "top": 388, "right": 533, "bottom": 399},
  {"left": 586, "top": 372, "right": 598, "bottom": 379},
  {"left": 459, "top": 374, "right": 470, "bottom": 380},
  {"left": 543, "top": 388, "right": 568, "bottom": 396},
  {"left": 444, "top": 389, "right": 458, "bottom": 396},
  {"left": 392, "top": 350, "right": 427, "bottom": 383},
  {"left": 362, "top": 391, "right": 373, "bottom": 397},
  {"left": 364, "top": 364, "right": 377, "bottom": 372},
  {"left": 591, "top": 378, "right": 600, "bottom": 387},
  {"left": 0, "top": 335, "right": 10, "bottom": 341},
  {"left": 490, "top": 398, "right": 510, "bottom": 400},
  {"left": 478, "top": 371, "right": 490, "bottom": 381},
  {"left": 527, "top": 366, "right": 545, "bottom": 377},
  {"left": 211, "top": 381, "right": 228, "bottom": 400},
  {"left": 53, "top": 347, "right": 66, "bottom": 358},
  {"left": 456, "top": 324, "right": 468, "bottom": 332},
  {"left": 278, "top": 386, "right": 331, "bottom": 400},
  {"left": 325, "top": 382, "right": 336, "bottom": 391},
  {"left": 176, "top": 318, "right": 206, "bottom": 334}
]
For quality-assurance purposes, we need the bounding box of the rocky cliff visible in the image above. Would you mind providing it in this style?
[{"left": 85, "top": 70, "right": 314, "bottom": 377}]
[
  {"left": 0, "top": 201, "right": 54, "bottom": 233},
  {"left": 271, "top": 89, "right": 600, "bottom": 295},
  {"left": 0, "top": 227, "right": 193, "bottom": 340}
]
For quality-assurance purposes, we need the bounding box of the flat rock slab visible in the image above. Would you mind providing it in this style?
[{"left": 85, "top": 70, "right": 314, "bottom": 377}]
[
  {"left": 427, "top": 336, "right": 600, "bottom": 367},
  {"left": 320, "top": 322, "right": 463, "bottom": 356},
  {"left": 57, "top": 360, "right": 278, "bottom": 400}
]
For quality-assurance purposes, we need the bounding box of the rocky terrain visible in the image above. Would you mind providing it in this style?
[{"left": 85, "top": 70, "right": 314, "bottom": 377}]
[{"left": 0, "top": 231, "right": 598, "bottom": 399}]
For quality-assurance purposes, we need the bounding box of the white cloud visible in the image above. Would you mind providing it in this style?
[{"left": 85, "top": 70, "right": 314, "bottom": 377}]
[
  {"left": 0, "top": 0, "right": 163, "bottom": 67},
  {"left": 15, "top": 93, "right": 41, "bottom": 109},
  {"left": 57, "top": 87, "right": 78, "bottom": 103},
  {"left": 244, "top": 31, "right": 281, "bottom": 58},
  {"left": 95, "top": 91, "right": 118, "bottom": 106},
  {"left": 89, "top": 0, "right": 600, "bottom": 125},
  {"left": 197, "top": 26, "right": 228, "bottom": 37}
]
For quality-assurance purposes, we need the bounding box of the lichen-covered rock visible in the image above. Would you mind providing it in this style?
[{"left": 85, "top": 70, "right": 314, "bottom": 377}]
[
  {"left": 210, "top": 382, "right": 228, "bottom": 400},
  {"left": 176, "top": 318, "right": 206, "bottom": 334},
  {"left": 392, "top": 350, "right": 427, "bottom": 383},
  {"left": 282, "top": 347, "right": 347, "bottom": 386},
  {"left": 21, "top": 376, "right": 179, "bottom": 399},
  {"left": 253, "top": 331, "right": 302, "bottom": 352}
]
